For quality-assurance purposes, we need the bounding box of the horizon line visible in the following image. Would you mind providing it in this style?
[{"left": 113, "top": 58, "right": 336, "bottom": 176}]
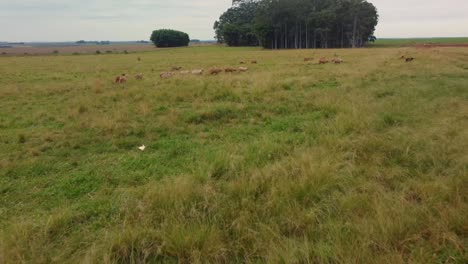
[{"left": 1, "top": 36, "right": 467, "bottom": 43}]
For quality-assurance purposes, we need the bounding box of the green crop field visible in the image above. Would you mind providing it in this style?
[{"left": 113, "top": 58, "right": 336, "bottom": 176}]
[
  {"left": 368, "top": 37, "right": 468, "bottom": 48},
  {"left": 0, "top": 46, "right": 467, "bottom": 263}
]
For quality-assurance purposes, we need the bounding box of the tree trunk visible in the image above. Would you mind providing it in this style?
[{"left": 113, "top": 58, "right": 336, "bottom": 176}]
[
  {"left": 352, "top": 15, "right": 357, "bottom": 48},
  {"left": 299, "top": 23, "right": 302, "bottom": 49},
  {"left": 341, "top": 26, "right": 344, "bottom": 48},
  {"left": 313, "top": 30, "right": 317, "bottom": 49},
  {"left": 285, "top": 24, "right": 287, "bottom": 49}
]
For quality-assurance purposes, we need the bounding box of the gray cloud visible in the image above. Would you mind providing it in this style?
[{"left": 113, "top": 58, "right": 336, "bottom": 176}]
[
  {"left": 0, "top": 0, "right": 467, "bottom": 41},
  {"left": 372, "top": 0, "right": 468, "bottom": 37}
]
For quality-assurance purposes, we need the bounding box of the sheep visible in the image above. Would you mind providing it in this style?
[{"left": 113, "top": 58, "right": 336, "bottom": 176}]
[
  {"left": 239, "top": 61, "right": 246, "bottom": 64},
  {"left": 191, "top": 69, "right": 204, "bottom": 75},
  {"left": 405, "top": 57, "right": 415, "bottom": 62},
  {"left": 160, "top": 72, "right": 173, "bottom": 79},
  {"left": 332, "top": 58, "right": 343, "bottom": 64},
  {"left": 251, "top": 60, "right": 257, "bottom": 64},
  {"left": 318, "top": 58, "right": 329, "bottom": 64},
  {"left": 225, "top": 67, "right": 237, "bottom": 73},
  {"left": 172, "top": 66, "right": 182, "bottom": 71},
  {"left": 209, "top": 68, "right": 223, "bottom": 75},
  {"left": 135, "top": 73, "right": 144, "bottom": 80},
  {"left": 115, "top": 74, "right": 127, "bottom": 84},
  {"left": 238, "top": 67, "right": 248, "bottom": 72}
]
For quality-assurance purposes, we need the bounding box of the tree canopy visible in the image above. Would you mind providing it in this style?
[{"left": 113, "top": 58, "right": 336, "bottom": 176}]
[
  {"left": 215, "top": 0, "right": 378, "bottom": 49},
  {"left": 150, "top": 29, "right": 190, "bottom": 48}
]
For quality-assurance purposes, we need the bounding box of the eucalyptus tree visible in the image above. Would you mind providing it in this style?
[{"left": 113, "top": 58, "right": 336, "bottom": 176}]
[{"left": 217, "top": 0, "right": 378, "bottom": 49}]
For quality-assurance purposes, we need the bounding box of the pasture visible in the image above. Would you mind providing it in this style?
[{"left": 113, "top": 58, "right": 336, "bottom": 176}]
[
  {"left": 0, "top": 46, "right": 467, "bottom": 263},
  {"left": 368, "top": 37, "right": 468, "bottom": 48}
]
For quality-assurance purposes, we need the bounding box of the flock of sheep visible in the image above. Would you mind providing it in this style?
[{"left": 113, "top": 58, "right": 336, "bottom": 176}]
[
  {"left": 114, "top": 59, "right": 257, "bottom": 84},
  {"left": 114, "top": 55, "right": 414, "bottom": 84},
  {"left": 159, "top": 62, "right": 253, "bottom": 79}
]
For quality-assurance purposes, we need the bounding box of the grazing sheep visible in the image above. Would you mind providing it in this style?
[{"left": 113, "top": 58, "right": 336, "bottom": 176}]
[
  {"left": 160, "top": 72, "right": 173, "bottom": 79},
  {"left": 209, "top": 68, "right": 223, "bottom": 75},
  {"left": 239, "top": 61, "right": 246, "bottom": 64},
  {"left": 191, "top": 69, "right": 204, "bottom": 75},
  {"left": 251, "top": 60, "right": 257, "bottom": 64},
  {"left": 304, "top": 57, "right": 314, "bottom": 62},
  {"left": 238, "top": 67, "right": 248, "bottom": 72},
  {"left": 332, "top": 58, "right": 343, "bottom": 64},
  {"left": 225, "top": 67, "right": 237, "bottom": 73},
  {"left": 115, "top": 74, "right": 127, "bottom": 84},
  {"left": 405, "top": 57, "right": 415, "bottom": 62},
  {"left": 172, "top": 66, "right": 182, "bottom": 71},
  {"left": 135, "top": 73, "right": 144, "bottom": 80},
  {"left": 319, "top": 58, "right": 329, "bottom": 64}
]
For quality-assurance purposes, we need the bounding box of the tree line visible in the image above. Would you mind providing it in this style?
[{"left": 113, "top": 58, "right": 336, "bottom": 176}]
[{"left": 215, "top": 0, "right": 378, "bottom": 49}]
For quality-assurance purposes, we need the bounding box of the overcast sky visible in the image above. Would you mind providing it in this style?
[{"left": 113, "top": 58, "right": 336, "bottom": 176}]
[{"left": 1, "top": 0, "right": 467, "bottom": 42}]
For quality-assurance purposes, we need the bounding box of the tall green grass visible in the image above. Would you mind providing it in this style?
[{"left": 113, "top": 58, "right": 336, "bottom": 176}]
[{"left": 0, "top": 46, "right": 467, "bottom": 263}]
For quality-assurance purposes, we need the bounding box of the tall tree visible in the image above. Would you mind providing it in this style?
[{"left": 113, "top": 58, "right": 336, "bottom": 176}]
[
  {"left": 214, "top": 1, "right": 260, "bottom": 46},
  {"left": 216, "top": 0, "right": 378, "bottom": 49}
]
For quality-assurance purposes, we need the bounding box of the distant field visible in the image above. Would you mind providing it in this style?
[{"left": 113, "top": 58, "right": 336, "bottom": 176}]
[
  {"left": 0, "top": 42, "right": 217, "bottom": 56},
  {"left": 368, "top": 37, "right": 468, "bottom": 48},
  {"left": 0, "top": 46, "right": 467, "bottom": 263},
  {"left": 0, "top": 43, "right": 156, "bottom": 56}
]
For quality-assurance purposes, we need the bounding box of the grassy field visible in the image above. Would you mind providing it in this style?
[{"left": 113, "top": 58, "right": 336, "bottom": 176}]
[
  {"left": 368, "top": 37, "right": 468, "bottom": 48},
  {"left": 0, "top": 46, "right": 467, "bottom": 263}
]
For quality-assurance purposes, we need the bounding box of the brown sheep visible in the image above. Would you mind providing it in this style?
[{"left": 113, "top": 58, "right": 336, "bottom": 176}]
[
  {"left": 160, "top": 72, "right": 173, "bottom": 79},
  {"left": 172, "top": 66, "right": 182, "bottom": 71},
  {"left": 239, "top": 61, "right": 246, "bottom": 64},
  {"left": 209, "top": 68, "right": 223, "bottom": 75},
  {"left": 318, "top": 58, "right": 329, "bottom": 64},
  {"left": 405, "top": 57, "right": 415, "bottom": 62},
  {"left": 251, "top": 60, "right": 257, "bottom": 64},
  {"left": 115, "top": 74, "right": 127, "bottom": 84},
  {"left": 225, "top": 67, "right": 237, "bottom": 73}
]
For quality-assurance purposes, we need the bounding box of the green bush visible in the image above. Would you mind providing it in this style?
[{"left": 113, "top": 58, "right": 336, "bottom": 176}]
[{"left": 150, "top": 29, "right": 190, "bottom": 48}]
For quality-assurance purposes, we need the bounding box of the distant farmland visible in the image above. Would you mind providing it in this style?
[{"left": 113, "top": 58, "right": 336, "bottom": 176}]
[
  {"left": 368, "top": 37, "right": 468, "bottom": 48},
  {"left": 0, "top": 43, "right": 156, "bottom": 56},
  {"left": 0, "top": 41, "right": 218, "bottom": 56}
]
